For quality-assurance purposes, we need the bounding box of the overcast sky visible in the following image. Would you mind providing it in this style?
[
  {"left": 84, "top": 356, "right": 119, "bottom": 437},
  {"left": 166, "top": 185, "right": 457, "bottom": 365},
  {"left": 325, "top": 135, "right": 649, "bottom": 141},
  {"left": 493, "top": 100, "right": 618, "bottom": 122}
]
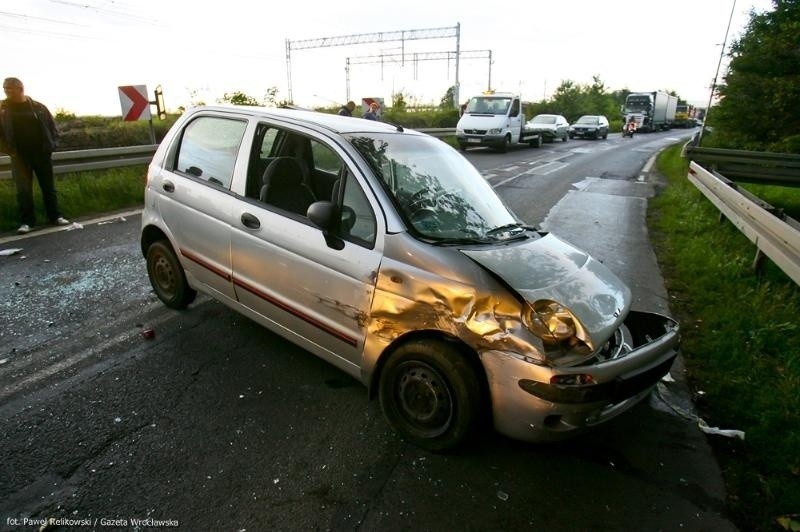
[{"left": 1, "top": 0, "right": 774, "bottom": 116}]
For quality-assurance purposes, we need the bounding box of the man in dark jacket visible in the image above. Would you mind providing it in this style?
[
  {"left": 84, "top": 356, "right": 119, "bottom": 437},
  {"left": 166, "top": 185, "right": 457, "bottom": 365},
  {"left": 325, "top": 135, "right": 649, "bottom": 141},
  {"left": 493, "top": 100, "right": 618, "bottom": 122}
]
[
  {"left": 0, "top": 77, "right": 69, "bottom": 234},
  {"left": 337, "top": 101, "right": 356, "bottom": 116}
]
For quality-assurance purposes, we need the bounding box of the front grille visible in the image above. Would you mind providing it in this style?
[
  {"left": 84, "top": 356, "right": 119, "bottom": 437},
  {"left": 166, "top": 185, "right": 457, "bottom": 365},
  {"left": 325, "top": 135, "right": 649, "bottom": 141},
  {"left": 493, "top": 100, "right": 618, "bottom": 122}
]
[{"left": 465, "top": 129, "right": 487, "bottom": 134}]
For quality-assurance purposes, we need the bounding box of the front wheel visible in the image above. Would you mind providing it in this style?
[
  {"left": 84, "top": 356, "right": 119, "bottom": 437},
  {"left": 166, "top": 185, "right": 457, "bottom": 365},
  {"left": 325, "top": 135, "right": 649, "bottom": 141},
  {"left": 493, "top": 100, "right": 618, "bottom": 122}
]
[
  {"left": 379, "top": 340, "right": 482, "bottom": 452},
  {"left": 497, "top": 135, "right": 511, "bottom": 153},
  {"left": 146, "top": 240, "right": 197, "bottom": 309}
]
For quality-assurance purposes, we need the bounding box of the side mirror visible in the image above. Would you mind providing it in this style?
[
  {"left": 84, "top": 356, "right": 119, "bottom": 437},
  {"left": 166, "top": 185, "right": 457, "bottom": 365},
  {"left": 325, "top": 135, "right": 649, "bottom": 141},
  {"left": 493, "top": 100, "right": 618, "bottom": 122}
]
[
  {"left": 307, "top": 201, "right": 345, "bottom": 250},
  {"left": 307, "top": 201, "right": 335, "bottom": 230}
]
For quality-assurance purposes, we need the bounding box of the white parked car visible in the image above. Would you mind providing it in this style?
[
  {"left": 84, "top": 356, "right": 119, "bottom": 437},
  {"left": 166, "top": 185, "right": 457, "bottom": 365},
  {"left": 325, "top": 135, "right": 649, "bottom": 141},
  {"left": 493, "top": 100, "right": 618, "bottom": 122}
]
[
  {"left": 141, "top": 105, "right": 680, "bottom": 451},
  {"left": 527, "top": 114, "right": 569, "bottom": 142}
]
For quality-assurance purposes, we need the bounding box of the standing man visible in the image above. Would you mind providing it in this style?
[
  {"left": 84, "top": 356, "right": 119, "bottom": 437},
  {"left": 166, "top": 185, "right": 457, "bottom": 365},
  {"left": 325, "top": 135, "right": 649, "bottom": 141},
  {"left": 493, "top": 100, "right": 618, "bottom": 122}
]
[
  {"left": 0, "top": 77, "right": 69, "bottom": 234},
  {"left": 337, "top": 101, "right": 355, "bottom": 116}
]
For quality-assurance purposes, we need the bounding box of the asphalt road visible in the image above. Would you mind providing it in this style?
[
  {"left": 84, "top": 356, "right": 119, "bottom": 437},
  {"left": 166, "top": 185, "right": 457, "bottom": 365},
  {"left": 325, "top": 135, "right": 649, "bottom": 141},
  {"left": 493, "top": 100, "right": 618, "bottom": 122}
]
[{"left": 0, "top": 129, "right": 737, "bottom": 531}]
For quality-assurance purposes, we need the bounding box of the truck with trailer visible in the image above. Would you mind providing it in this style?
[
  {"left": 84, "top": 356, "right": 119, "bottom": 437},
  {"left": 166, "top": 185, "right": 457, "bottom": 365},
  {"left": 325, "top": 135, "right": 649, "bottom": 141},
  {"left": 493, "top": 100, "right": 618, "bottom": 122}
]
[
  {"left": 672, "top": 102, "right": 697, "bottom": 128},
  {"left": 621, "top": 91, "right": 678, "bottom": 132},
  {"left": 456, "top": 92, "right": 543, "bottom": 151}
]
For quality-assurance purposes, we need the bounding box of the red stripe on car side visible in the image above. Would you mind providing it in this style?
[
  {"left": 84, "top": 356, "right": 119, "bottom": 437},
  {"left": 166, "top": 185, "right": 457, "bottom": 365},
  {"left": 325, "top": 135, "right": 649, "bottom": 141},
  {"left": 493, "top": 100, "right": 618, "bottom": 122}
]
[
  {"left": 181, "top": 248, "right": 358, "bottom": 347},
  {"left": 180, "top": 248, "right": 232, "bottom": 282},
  {"left": 232, "top": 277, "right": 359, "bottom": 347}
]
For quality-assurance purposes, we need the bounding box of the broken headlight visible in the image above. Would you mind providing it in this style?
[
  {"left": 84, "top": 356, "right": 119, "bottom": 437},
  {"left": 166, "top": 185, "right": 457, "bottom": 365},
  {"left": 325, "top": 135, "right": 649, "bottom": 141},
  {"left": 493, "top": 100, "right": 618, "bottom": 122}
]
[{"left": 523, "top": 300, "right": 593, "bottom": 364}]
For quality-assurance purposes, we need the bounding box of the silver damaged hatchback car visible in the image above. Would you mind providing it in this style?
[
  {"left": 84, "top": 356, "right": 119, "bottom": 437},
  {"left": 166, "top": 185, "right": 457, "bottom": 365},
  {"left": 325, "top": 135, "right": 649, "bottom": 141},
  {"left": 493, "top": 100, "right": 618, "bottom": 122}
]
[{"left": 141, "top": 106, "right": 680, "bottom": 451}]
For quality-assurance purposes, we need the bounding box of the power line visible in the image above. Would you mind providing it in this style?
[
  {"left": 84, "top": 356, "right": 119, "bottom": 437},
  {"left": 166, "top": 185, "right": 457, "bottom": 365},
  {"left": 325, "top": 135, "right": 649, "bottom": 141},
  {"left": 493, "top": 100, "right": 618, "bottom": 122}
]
[{"left": 0, "top": 10, "right": 91, "bottom": 27}]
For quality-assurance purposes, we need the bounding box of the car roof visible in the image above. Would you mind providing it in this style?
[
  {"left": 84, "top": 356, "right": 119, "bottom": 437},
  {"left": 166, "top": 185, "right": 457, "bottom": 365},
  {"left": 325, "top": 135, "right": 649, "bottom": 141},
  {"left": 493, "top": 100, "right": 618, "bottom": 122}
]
[{"left": 189, "top": 105, "right": 411, "bottom": 136}]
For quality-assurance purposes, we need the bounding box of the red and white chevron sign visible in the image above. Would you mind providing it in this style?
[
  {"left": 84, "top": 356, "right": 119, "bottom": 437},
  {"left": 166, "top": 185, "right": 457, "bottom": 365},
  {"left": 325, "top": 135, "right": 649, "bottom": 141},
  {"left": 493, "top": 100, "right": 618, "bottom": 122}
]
[{"left": 118, "top": 85, "right": 151, "bottom": 121}]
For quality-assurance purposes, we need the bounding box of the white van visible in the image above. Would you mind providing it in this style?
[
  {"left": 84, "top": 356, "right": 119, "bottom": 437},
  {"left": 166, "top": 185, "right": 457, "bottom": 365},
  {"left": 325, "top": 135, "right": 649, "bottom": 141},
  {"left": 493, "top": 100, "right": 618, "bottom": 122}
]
[{"left": 456, "top": 92, "right": 543, "bottom": 152}]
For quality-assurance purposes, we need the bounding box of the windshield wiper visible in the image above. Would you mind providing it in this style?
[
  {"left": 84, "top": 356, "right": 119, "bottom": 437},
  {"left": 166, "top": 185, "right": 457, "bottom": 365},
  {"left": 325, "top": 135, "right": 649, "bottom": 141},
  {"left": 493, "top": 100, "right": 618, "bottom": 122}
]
[
  {"left": 485, "top": 223, "right": 527, "bottom": 237},
  {"left": 426, "top": 236, "right": 494, "bottom": 246}
]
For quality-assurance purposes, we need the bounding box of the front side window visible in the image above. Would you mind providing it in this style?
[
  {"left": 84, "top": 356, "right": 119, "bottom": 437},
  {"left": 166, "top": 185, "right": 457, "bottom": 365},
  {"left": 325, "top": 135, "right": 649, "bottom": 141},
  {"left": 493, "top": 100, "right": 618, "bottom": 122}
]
[
  {"left": 338, "top": 170, "right": 376, "bottom": 245},
  {"left": 311, "top": 141, "right": 343, "bottom": 174},
  {"left": 176, "top": 116, "right": 247, "bottom": 188},
  {"left": 346, "top": 133, "right": 518, "bottom": 242}
]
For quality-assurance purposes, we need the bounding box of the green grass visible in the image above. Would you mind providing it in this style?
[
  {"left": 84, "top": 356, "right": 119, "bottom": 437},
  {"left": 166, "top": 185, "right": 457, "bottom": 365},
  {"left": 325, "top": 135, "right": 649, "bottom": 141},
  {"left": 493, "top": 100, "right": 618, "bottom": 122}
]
[
  {"left": 0, "top": 165, "right": 146, "bottom": 232},
  {"left": 649, "top": 144, "right": 800, "bottom": 531}
]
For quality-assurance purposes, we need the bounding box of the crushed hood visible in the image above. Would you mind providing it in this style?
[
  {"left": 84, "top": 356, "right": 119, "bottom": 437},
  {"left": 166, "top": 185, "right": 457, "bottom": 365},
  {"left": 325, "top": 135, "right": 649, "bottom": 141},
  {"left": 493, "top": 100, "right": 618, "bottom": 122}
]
[{"left": 461, "top": 233, "right": 631, "bottom": 344}]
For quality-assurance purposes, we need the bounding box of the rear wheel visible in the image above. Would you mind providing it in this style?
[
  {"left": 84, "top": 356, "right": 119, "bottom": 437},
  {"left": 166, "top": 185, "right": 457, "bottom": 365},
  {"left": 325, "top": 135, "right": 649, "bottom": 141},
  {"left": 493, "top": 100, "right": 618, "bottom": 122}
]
[
  {"left": 379, "top": 340, "right": 482, "bottom": 452},
  {"left": 146, "top": 240, "right": 196, "bottom": 309}
]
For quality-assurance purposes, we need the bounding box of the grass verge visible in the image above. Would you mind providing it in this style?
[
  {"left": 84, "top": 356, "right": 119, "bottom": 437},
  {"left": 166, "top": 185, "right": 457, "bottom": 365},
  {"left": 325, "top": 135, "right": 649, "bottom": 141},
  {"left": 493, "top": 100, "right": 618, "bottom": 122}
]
[
  {"left": 650, "top": 144, "right": 800, "bottom": 531},
  {"left": 0, "top": 165, "right": 146, "bottom": 233}
]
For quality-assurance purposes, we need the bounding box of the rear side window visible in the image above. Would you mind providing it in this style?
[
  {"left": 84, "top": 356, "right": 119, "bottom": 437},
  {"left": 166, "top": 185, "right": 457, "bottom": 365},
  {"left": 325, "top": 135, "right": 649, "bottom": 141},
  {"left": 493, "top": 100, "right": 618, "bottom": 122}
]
[{"left": 176, "top": 116, "right": 247, "bottom": 189}]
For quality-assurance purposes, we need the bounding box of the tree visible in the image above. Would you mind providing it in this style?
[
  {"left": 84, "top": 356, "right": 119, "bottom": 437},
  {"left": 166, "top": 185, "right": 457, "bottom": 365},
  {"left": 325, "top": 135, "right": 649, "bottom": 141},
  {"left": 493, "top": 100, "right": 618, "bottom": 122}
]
[
  {"left": 711, "top": 0, "right": 800, "bottom": 152},
  {"left": 392, "top": 91, "right": 407, "bottom": 112},
  {"left": 440, "top": 86, "right": 456, "bottom": 109},
  {"left": 219, "top": 91, "right": 261, "bottom": 106}
]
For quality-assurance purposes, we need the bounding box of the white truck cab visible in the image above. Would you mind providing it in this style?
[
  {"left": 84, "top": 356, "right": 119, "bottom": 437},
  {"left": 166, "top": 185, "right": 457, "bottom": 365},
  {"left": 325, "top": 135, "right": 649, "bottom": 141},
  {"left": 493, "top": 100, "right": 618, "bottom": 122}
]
[{"left": 456, "top": 92, "right": 542, "bottom": 152}]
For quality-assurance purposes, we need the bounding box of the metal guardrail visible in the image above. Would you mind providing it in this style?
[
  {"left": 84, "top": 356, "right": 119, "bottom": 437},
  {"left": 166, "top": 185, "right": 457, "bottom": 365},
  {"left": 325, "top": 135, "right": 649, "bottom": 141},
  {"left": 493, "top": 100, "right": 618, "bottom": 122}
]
[
  {"left": 687, "top": 160, "right": 800, "bottom": 286},
  {"left": 0, "top": 145, "right": 157, "bottom": 180},
  {"left": 683, "top": 145, "right": 800, "bottom": 187},
  {"left": 0, "top": 128, "right": 457, "bottom": 180}
]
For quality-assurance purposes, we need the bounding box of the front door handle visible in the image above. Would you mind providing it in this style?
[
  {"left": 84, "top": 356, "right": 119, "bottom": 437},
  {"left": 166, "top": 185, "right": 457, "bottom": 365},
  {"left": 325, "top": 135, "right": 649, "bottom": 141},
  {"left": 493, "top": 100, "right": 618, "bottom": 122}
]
[
  {"left": 162, "top": 180, "right": 175, "bottom": 193},
  {"left": 241, "top": 212, "right": 261, "bottom": 230}
]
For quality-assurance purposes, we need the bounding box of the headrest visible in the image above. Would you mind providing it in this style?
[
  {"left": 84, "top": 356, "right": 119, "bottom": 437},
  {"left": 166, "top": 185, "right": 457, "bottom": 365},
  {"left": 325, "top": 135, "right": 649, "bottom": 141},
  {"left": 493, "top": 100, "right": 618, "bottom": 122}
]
[{"left": 262, "top": 157, "right": 303, "bottom": 186}]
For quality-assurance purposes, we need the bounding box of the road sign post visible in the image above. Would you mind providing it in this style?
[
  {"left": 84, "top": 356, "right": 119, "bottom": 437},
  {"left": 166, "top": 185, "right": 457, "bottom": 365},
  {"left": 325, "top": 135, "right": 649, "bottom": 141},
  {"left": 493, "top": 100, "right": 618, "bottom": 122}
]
[{"left": 118, "top": 84, "right": 167, "bottom": 144}]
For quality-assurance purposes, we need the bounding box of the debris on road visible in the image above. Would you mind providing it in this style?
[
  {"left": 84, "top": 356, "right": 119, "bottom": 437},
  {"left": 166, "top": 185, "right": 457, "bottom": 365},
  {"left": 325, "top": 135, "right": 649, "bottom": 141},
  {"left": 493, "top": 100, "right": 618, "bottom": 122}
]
[{"left": 656, "top": 383, "right": 746, "bottom": 440}]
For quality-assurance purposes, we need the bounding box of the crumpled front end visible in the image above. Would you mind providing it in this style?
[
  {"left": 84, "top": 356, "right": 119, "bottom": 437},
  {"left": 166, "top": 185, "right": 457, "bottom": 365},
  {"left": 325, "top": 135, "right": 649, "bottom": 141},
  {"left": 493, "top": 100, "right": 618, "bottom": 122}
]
[
  {"left": 362, "top": 232, "right": 680, "bottom": 443},
  {"left": 482, "top": 310, "right": 679, "bottom": 441}
]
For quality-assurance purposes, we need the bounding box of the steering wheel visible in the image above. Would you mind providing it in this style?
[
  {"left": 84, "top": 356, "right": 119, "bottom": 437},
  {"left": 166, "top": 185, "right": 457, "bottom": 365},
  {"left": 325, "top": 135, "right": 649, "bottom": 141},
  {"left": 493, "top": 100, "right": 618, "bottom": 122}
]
[{"left": 407, "top": 188, "right": 453, "bottom": 220}]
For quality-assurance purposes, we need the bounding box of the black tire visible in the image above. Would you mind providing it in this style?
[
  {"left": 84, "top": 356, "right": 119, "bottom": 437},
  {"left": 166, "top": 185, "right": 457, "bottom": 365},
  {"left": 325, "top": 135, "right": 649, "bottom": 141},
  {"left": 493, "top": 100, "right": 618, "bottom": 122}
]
[
  {"left": 146, "top": 240, "right": 197, "bottom": 309},
  {"left": 379, "top": 340, "right": 482, "bottom": 452},
  {"left": 568, "top": 133, "right": 574, "bottom": 139},
  {"left": 498, "top": 135, "right": 511, "bottom": 153},
  {"left": 562, "top": 133, "right": 568, "bottom": 142},
  {"left": 529, "top": 135, "right": 543, "bottom": 148},
  {"left": 458, "top": 143, "right": 468, "bottom": 152}
]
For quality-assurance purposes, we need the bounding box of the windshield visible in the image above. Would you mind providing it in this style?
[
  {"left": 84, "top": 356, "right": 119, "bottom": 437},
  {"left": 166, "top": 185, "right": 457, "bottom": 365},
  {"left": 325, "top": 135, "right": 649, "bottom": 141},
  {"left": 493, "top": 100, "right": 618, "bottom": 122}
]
[
  {"left": 466, "top": 97, "right": 512, "bottom": 115},
  {"left": 624, "top": 96, "right": 652, "bottom": 112},
  {"left": 576, "top": 116, "right": 599, "bottom": 125},
  {"left": 346, "top": 133, "right": 520, "bottom": 242},
  {"left": 532, "top": 115, "right": 556, "bottom": 124}
]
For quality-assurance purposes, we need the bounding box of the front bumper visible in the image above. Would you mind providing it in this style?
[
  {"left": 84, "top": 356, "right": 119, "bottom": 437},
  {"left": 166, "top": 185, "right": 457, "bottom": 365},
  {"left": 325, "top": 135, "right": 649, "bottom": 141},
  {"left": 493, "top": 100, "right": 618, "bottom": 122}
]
[
  {"left": 457, "top": 134, "right": 506, "bottom": 147},
  {"left": 570, "top": 128, "right": 598, "bottom": 138},
  {"left": 481, "top": 310, "right": 679, "bottom": 442}
]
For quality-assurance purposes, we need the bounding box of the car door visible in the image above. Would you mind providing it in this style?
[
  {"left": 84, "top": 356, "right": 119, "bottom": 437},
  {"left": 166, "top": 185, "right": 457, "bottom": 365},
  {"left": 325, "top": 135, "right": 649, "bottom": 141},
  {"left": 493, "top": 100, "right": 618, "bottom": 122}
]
[
  {"left": 229, "top": 125, "right": 383, "bottom": 376},
  {"left": 152, "top": 112, "right": 248, "bottom": 302},
  {"left": 555, "top": 116, "right": 565, "bottom": 137},
  {"left": 508, "top": 98, "right": 522, "bottom": 138}
]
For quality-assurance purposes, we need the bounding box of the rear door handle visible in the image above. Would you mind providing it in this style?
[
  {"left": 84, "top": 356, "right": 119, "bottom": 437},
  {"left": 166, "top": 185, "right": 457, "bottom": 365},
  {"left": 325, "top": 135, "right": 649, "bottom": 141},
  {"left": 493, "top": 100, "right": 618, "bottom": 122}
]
[
  {"left": 162, "top": 180, "right": 175, "bottom": 193},
  {"left": 241, "top": 212, "right": 261, "bottom": 230}
]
